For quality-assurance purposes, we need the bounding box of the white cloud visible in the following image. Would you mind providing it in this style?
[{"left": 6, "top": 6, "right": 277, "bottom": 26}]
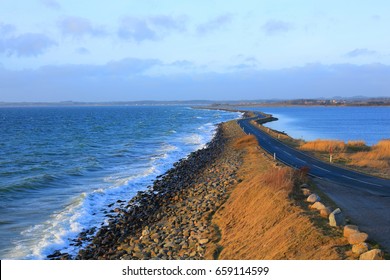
[
  {"left": 345, "top": 48, "right": 377, "bottom": 58},
  {"left": 262, "top": 20, "right": 293, "bottom": 36},
  {"left": 0, "top": 23, "right": 16, "bottom": 37},
  {"left": 59, "top": 16, "right": 107, "bottom": 38},
  {"left": 75, "top": 47, "right": 90, "bottom": 55},
  {"left": 0, "top": 33, "right": 56, "bottom": 57},
  {"left": 118, "top": 15, "right": 187, "bottom": 42},
  {"left": 41, "top": 0, "right": 61, "bottom": 10},
  {"left": 196, "top": 14, "right": 233, "bottom": 35}
]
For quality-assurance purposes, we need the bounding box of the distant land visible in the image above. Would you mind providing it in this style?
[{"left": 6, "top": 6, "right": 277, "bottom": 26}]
[{"left": 0, "top": 97, "right": 389, "bottom": 107}]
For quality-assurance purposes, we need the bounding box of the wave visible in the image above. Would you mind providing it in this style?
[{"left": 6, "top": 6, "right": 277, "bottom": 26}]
[
  {"left": 8, "top": 166, "right": 159, "bottom": 259},
  {"left": 0, "top": 174, "right": 61, "bottom": 196},
  {"left": 182, "top": 134, "right": 204, "bottom": 146},
  {"left": 8, "top": 140, "right": 184, "bottom": 259},
  {"left": 0, "top": 106, "right": 243, "bottom": 259}
]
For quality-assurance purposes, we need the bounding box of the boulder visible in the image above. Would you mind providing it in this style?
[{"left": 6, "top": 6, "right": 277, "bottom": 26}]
[
  {"left": 199, "top": 238, "right": 209, "bottom": 245},
  {"left": 142, "top": 227, "right": 150, "bottom": 236},
  {"left": 352, "top": 243, "right": 369, "bottom": 255},
  {"left": 348, "top": 232, "right": 369, "bottom": 245},
  {"left": 307, "top": 193, "right": 320, "bottom": 203},
  {"left": 320, "top": 207, "right": 332, "bottom": 218},
  {"left": 343, "top": 225, "right": 359, "bottom": 238},
  {"left": 359, "top": 249, "right": 384, "bottom": 260},
  {"left": 329, "top": 208, "right": 345, "bottom": 227},
  {"left": 311, "top": 202, "right": 326, "bottom": 210},
  {"left": 302, "top": 188, "right": 311, "bottom": 196},
  {"left": 300, "top": 183, "right": 309, "bottom": 189}
]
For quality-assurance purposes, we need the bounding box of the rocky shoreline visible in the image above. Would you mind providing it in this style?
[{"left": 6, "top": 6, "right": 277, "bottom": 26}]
[{"left": 49, "top": 121, "right": 245, "bottom": 260}]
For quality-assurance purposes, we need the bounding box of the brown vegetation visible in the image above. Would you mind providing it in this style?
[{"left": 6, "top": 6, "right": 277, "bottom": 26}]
[
  {"left": 301, "top": 139, "right": 346, "bottom": 153},
  {"left": 298, "top": 139, "right": 390, "bottom": 178},
  {"left": 348, "top": 140, "right": 390, "bottom": 170},
  {"left": 251, "top": 120, "right": 303, "bottom": 148},
  {"left": 211, "top": 133, "right": 347, "bottom": 260}
]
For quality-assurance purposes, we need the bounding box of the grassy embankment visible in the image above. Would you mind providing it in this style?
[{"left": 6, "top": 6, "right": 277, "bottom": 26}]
[
  {"left": 208, "top": 129, "right": 350, "bottom": 259},
  {"left": 251, "top": 120, "right": 390, "bottom": 179}
]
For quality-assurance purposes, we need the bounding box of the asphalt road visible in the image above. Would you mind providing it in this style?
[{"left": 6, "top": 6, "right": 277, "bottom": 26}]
[
  {"left": 238, "top": 116, "right": 390, "bottom": 192},
  {"left": 237, "top": 114, "right": 390, "bottom": 253}
]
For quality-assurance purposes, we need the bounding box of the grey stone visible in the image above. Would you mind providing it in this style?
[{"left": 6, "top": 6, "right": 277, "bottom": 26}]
[
  {"left": 311, "top": 201, "right": 326, "bottom": 210},
  {"left": 307, "top": 193, "right": 320, "bottom": 203},
  {"left": 352, "top": 243, "right": 369, "bottom": 255},
  {"left": 348, "top": 232, "right": 369, "bottom": 245},
  {"left": 199, "top": 238, "right": 209, "bottom": 245},
  {"left": 329, "top": 208, "right": 345, "bottom": 227},
  {"left": 343, "top": 225, "right": 359, "bottom": 237},
  {"left": 359, "top": 249, "right": 384, "bottom": 260},
  {"left": 302, "top": 188, "right": 311, "bottom": 196},
  {"left": 320, "top": 207, "right": 332, "bottom": 218}
]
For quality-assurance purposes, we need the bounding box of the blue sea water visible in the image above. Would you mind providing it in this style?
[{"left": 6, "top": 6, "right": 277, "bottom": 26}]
[
  {"left": 239, "top": 106, "right": 390, "bottom": 146},
  {"left": 0, "top": 106, "right": 241, "bottom": 259}
]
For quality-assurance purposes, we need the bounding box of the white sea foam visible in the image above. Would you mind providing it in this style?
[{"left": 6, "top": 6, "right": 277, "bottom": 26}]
[
  {"left": 159, "top": 143, "right": 178, "bottom": 153},
  {"left": 182, "top": 134, "right": 204, "bottom": 147},
  {"left": 8, "top": 140, "right": 187, "bottom": 259},
  {"left": 2, "top": 107, "right": 243, "bottom": 260}
]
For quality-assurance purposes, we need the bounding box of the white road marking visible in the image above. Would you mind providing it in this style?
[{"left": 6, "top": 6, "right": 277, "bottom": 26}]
[
  {"left": 284, "top": 151, "right": 292, "bottom": 156},
  {"left": 296, "top": 158, "right": 306, "bottom": 163},
  {"left": 341, "top": 175, "right": 382, "bottom": 187},
  {"left": 313, "top": 164, "right": 330, "bottom": 172}
]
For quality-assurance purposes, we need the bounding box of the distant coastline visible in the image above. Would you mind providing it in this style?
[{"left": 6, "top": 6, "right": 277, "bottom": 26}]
[{"left": 1, "top": 97, "right": 390, "bottom": 107}]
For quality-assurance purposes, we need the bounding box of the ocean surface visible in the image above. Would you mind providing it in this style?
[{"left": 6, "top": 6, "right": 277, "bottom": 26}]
[
  {"left": 0, "top": 106, "right": 241, "bottom": 259},
  {"left": 239, "top": 106, "right": 390, "bottom": 146}
]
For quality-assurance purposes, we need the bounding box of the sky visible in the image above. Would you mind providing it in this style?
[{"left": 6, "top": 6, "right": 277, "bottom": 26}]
[{"left": 0, "top": 0, "right": 389, "bottom": 102}]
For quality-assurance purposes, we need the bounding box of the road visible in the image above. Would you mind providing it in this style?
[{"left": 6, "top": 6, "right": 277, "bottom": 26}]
[
  {"left": 237, "top": 114, "right": 390, "bottom": 252},
  {"left": 238, "top": 116, "right": 390, "bottom": 191}
]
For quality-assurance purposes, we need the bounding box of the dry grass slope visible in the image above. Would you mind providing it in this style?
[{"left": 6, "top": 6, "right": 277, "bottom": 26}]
[{"left": 212, "top": 133, "right": 346, "bottom": 260}]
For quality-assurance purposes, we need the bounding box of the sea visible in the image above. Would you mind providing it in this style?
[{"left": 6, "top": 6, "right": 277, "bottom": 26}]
[
  {"left": 239, "top": 106, "right": 390, "bottom": 146},
  {"left": 1, "top": 105, "right": 389, "bottom": 260},
  {"left": 0, "top": 106, "right": 241, "bottom": 259}
]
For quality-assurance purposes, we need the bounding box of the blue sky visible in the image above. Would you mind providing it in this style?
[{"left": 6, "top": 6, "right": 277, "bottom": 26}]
[{"left": 0, "top": 0, "right": 389, "bottom": 101}]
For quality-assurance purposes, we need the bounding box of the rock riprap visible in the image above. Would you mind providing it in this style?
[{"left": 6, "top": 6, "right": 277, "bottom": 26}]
[{"left": 68, "top": 122, "right": 245, "bottom": 260}]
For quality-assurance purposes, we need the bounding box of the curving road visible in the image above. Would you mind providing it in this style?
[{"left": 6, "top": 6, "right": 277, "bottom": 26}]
[
  {"left": 238, "top": 116, "right": 390, "bottom": 191},
  {"left": 237, "top": 113, "right": 390, "bottom": 252}
]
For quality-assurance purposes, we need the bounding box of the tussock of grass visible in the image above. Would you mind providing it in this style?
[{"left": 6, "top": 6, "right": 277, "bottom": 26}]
[
  {"left": 299, "top": 139, "right": 390, "bottom": 177},
  {"left": 233, "top": 135, "right": 258, "bottom": 149},
  {"left": 261, "top": 168, "right": 294, "bottom": 193},
  {"left": 346, "top": 140, "right": 370, "bottom": 152},
  {"left": 369, "top": 140, "right": 390, "bottom": 158},
  {"left": 300, "top": 139, "right": 346, "bottom": 153},
  {"left": 349, "top": 140, "right": 390, "bottom": 169}
]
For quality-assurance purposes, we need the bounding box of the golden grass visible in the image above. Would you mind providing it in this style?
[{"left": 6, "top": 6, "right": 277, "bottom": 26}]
[
  {"left": 261, "top": 168, "right": 294, "bottom": 193},
  {"left": 348, "top": 140, "right": 390, "bottom": 169},
  {"left": 233, "top": 135, "right": 258, "bottom": 149},
  {"left": 300, "top": 139, "right": 345, "bottom": 153},
  {"left": 371, "top": 139, "right": 390, "bottom": 158},
  {"left": 347, "top": 140, "right": 366, "bottom": 147},
  {"left": 299, "top": 139, "right": 390, "bottom": 177},
  {"left": 211, "top": 131, "right": 346, "bottom": 260},
  {"left": 346, "top": 141, "right": 370, "bottom": 152}
]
